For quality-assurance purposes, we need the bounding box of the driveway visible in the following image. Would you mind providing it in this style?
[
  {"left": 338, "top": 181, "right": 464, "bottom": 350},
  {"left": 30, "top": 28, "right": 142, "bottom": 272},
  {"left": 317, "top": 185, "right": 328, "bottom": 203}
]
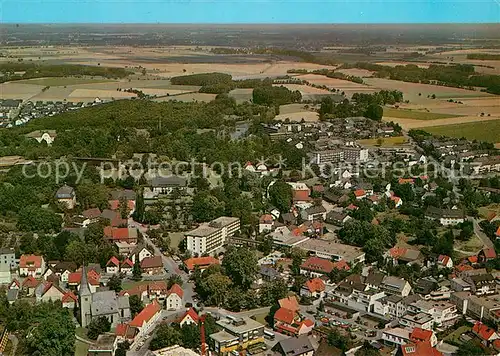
[{"left": 472, "top": 218, "right": 494, "bottom": 249}]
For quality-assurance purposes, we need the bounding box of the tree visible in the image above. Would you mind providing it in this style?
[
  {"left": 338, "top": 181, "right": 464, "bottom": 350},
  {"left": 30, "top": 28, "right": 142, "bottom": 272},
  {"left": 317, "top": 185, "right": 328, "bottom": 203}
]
[
  {"left": 149, "top": 325, "right": 182, "bottom": 351},
  {"left": 107, "top": 274, "right": 122, "bottom": 293},
  {"left": 259, "top": 278, "right": 288, "bottom": 306},
  {"left": 327, "top": 329, "right": 350, "bottom": 351},
  {"left": 364, "top": 104, "right": 383, "bottom": 121},
  {"left": 87, "top": 316, "right": 111, "bottom": 340},
  {"left": 118, "top": 196, "right": 130, "bottom": 219},
  {"left": 202, "top": 272, "right": 232, "bottom": 306},
  {"left": 133, "top": 187, "right": 145, "bottom": 222},
  {"left": 180, "top": 324, "right": 201, "bottom": 349},
  {"left": 115, "top": 341, "right": 130, "bottom": 356},
  {"left": 355, "top": 341, "right": 381, "bottom": 356},
  {"left": 268, "top": 180, "right": 292, "bottom": 213},
  {"left": 222, "top": 247, "right": 258, "bottom": 289},
  {"left": 167, "top": 274, "right": 183, "bottom": 289},
  {"left": 129, "top": 295, "right": 144, "bottom": 317},
  {"left": 132, "top": 259, "right": 142, "bottom": 281},
  {"left": 17, "top": 206, "right": 63, "bottom": 233},
  {"left": 191, "top": 192, "right": 224, "bottom": 222}
]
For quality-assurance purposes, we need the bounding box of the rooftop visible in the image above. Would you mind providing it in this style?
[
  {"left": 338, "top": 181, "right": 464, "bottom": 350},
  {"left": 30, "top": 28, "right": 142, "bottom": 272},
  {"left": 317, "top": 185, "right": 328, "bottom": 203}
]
[
  {"left": 216, "top": 317, "right": 264, "bottom": 335},
  {"left": 296, "top": 238, "right": 364, "bottom": 262}
]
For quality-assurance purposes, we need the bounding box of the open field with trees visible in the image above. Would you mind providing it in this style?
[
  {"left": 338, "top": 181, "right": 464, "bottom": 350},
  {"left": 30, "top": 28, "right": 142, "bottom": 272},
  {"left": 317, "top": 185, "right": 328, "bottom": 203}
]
[{"left": 421, "top": 119, "right": 500, "bottom": 143}]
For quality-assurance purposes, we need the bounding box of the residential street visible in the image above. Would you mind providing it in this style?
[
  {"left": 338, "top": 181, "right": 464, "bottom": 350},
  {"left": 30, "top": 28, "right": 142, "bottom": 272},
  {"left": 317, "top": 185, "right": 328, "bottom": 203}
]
[{"left": 473, "top": 218, "right": 494, "bottom": 249}]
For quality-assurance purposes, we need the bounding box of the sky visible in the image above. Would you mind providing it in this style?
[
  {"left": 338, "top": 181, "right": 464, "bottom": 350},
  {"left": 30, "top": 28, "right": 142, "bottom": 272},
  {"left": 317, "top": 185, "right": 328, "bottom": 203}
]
[{"left": 1, "top": 0, "right": 499, "bottom": 23}]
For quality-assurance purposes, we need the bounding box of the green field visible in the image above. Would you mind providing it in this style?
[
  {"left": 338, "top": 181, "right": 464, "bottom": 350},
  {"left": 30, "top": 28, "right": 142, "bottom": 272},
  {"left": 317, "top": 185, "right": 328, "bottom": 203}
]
[
  {"left": 421, "top": 119, "right": 500, "bottom": 143},
  {"left": 384, "top": 107, "right": 458, "bottom": 120},
  {"left": 17, "top": 77, "right": 113, "bottom": 86},
  {"left": 358, "top": 136, "right": 408, "bottom": 147}
]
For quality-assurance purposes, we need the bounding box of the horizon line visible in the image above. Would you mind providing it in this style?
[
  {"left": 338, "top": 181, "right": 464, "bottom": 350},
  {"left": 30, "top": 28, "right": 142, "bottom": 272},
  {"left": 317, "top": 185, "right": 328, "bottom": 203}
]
[{"left": 2, "top": 22, "right": 500, "bottom": 26}]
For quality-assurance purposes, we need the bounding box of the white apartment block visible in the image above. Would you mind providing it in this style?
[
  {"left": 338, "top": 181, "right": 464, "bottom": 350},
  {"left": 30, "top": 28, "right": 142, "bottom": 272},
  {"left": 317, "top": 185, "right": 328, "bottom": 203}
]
[{"left": 185, "top": 217, "right": 240, "bottom": 255}]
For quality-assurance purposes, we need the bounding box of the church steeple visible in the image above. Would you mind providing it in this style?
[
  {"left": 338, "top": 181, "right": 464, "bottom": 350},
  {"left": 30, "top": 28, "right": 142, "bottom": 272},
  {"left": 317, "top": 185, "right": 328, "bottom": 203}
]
[
  {"left": 79, "top": 263, "right": 92, "bottom": 328},
  {"left": 79, "top": 263, "right": 91, "bottom": 297}
]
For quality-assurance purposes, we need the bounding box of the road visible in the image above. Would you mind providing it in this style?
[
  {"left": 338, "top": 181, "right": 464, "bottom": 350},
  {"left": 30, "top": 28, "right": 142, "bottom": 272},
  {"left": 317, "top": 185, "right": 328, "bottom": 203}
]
[
  {"left": 128, "top": 218, "right": 195, "bottom": 303},
  {"left": 473, "top": 218, "right": 494, "bottom": 249}
]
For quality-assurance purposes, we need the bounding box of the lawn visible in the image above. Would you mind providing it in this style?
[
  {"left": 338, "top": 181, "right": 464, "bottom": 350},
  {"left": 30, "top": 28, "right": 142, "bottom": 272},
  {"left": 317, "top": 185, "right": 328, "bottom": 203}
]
[
  {"left": 75, "top": 327, "right": 89, "bottom": 341},
  {"left": 17, "top": 77, "right": 113, "bottom": 86},
  {"left": 444, "top": 325, "right": 470, "bottom": 343},
  {"left": 75, "top": 340, "right": 89, "bottom": 356},
  {"left": 384, "top": 107, "right": 458, "bottom": 120},
  {"left": 421, "top": 119, "right": 500, "bottom": 143},
  {"left": 454, "top": 233, "right": 484, "bottom": 253},
  {"left": 252, "top": 312, "right": 269, "bottom": 326},
  {"left": 358, "top": 136, "right": 408, "bottom": 147}
]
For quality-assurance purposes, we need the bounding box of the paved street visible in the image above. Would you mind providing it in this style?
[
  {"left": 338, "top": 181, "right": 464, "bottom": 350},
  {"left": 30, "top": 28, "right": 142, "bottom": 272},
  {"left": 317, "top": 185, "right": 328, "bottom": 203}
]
[{"left": 473, "top": 218, "right": 494, "bottom": 249}]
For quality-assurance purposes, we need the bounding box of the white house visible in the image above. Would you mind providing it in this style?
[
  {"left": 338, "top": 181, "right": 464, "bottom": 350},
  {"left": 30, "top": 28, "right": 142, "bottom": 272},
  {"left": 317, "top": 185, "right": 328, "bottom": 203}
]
[
  {"left": 259, "top": 214, "right": 274, "bottom": 234},
  {"left": 165, "top": 284, "right": 183, "bottom": 311},
  {"left": 178, "top": 308, "right": 199, "bottom": 327},
  {"left": 19, "top": 254, "right": 45, "bottom": 277},
  {"left": 106, "top": 257, "right": 120, "bottom": 274},
  {"left": 129, "top": 300, "right": 162, "bottom": 340}
]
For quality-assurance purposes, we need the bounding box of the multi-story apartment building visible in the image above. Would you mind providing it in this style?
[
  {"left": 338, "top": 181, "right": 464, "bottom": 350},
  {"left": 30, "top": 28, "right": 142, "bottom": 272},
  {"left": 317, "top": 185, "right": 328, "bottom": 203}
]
[
  {"left": 210, "top": 317, "right": 265, "bottom": 355},
  {"left": 0, "top": 248, "right": 15, "bottom": 270},
  {"left": 407, "top": 299, "right": 458, "bottom": 327},
  {"left": 310, "top": 147, "right": 368, "bottom": 165},
  {"left": 185, "top": 217, "right": 240, "bottom": 255}
]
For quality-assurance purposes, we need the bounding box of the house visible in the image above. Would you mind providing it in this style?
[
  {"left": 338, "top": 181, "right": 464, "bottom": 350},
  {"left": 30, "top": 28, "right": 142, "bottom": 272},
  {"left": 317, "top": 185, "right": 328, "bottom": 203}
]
[
  {"left": 279, "top": 296, "right": 300, "bottom": 312},
  {"left": 272, "top": 335, "right": 314, "bottom": 356},
  {"left": 300, "top": 256, "right": 335, "bottom": 278},
  {"left": 381, "top": 327, "right": 411, "bottom": 346},
  {"left": 478, "top": 248, "right": 497, "bottom": 263},
  {"left": 407, "top": 299, "right": 458, "bottom": 327},
  {"left": 289, "top": 182, "right": 311, "bottom": 202},
  {"left": 300, "top": 278, "right": 326, "bottom": 298},
  {"left": 183, "top": 256, "right": 219, "bottom": 274},
  {"left": 101, "top": 209, "right": 127, "bottom": 227},
  {"left": 141, "top": 256, "right": 163, "bottom": 275},
  {"left": 81, "top": 208, "right": 102, "bottom": 226},
  {"left": 165, "top": 284, "right": 183, "bottom": 310},
  {"left": 464, "top": 273, "right": 496, "bottom": 295},
  {"left": 381, "top": 276, "right": 412, "bottom": 296},
  {"left": 300, "top": 205, "right": 327, "bottom": 221},
  {"left": 25, "top": 130, "right": 57, "bottom": 145},
  {"left": 390, "top": 195, "right": 403, "bottom": 208},
  {"left": 19, "top": 254, "right": 45, "bottom": 277},
  {"left": 400, "top": 312, "right": 434, "bottom": 330},
  {"left": 472, "top": 321, "right": 499, "bottom": 346},
  {"left": 437, "top": 255, "right": 453, "bottom": 268},
  {"left": 178, "top": 308, "right": 199, "bottom": 327},
  {"left": 150, "top": 176, "right": 187, "bottom": 196},
  {"left": 108, "top": 199, "right": 135, "bottom": 217},
  {"left": 258, "top": 266, "right": 280, "bottom": 284},
  {"left": 55, "top": 185, "right": 76, "bottom": 209},
  {"left": 0, "top": 248, "right": 15, "bottom": 270},
  {"left": 273, "top": 307, "right": 314, "bottom": 336},
  {"left": 0, "top": 99, "right": 22, "bottom": 119},
  {"left": 410, "top": 327, "right": 437, "bottom": 347},
  {"left": 425, "top": 207, "right": 465, "bottom": 226},
  {"left": 38, "top": 282, "right": 66, "bottom": 303},
  {"left": 354, "top": 189, "right": 366, "bottom": 200},
  {"left": 326, "top": 211, "right": 351, "bottom": 226},
  {"left": 129, "top": 300, "right": 162, "bottom": 339},
  {"left": 52, "top": 261, "right": 77, "bottom": 283},
  {"left": 387, "top": 247, "right": 421, "bottom": 265},
  {"left": 22, "top": 276, "right": 40, "bottom": 296},
  {"left": 115, "top": 242, "right": 137, "bottom": 256},
  {"left": 130, "top": 245, "right": 153, "bottom": 264},
  {"left": 62, "top": 291, "right": 78, "bottom": 309},
  {"left": 259, "top": 214, "right": 274, "bottom": 233},
  {"left": 119, "top": 281, "right": 169, "bottom": 304},
  {"left": 106, "top": 256, "right": 120, "bottom": 274},
  {"left": 104, "top": 227, "right": 138, "bottom": 244},
  {"left": 68, "top": 268, "right": 101, "bottom": 293},
  {"left": 120, "top": 259, "right": 134, "bottom": 276}
]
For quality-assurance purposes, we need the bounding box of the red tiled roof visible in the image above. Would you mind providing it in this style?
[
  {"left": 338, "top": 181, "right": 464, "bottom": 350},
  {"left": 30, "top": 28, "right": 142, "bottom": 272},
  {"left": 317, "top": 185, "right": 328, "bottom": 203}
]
[
  {"left": 410, "top": 327, "right": 433, "bottom": 342},
  {"left": 473, "top": 321, "right": 498, "bottom": 341},
  {"left": 121, "top": 258, "right": 134, "bottom": 268},
  {"left": 455, "top": 264, "right": 474, "bottom": 272},
  {"left": 438, "top": 255, "right": 450, "bottom": 265},
  {"left": 19, "top": 254, "right": 43, "bottom": 269},
  {"left": 390, "top": 196, "right": 402, "bottom": 204},
  {"left": 278, "top": 296, "right": 300, "bottom": 312},
  {"left": 292, "top": 190, "right": 310, "bottom": 202},
  {"left": 496, "top": 226, "right": 500, "bottom": 237},
  {"left": 9, "top": 279, "right": 20, "bottom": 289},
  {"left": 107, "top": 256, "right": 120, "bottom": 267},
  {"left": 167, "top": 284, "right": 184, "bottom": 298},
  {"left": 130, "top": 300, "right": 161, "bottom": 328},
  {"left": 62, "top": 291, "right": 78, "bottom": 303},
  {"left": 68, "top": 270, "right": 100, "bottom": 286},
  {"left": 346, "top": 204, "right": 358, "bottom": 211},
  {"left": 104, "top": 227, "right": 131, "bottom": 240},
  {"left": 333, "top": 260, "right": 350, "bottom": 271},
  {"left": 274, "top": 307, "right": 296, "bottom": 324},
  {"left": 399, "top": 178, "right": 415, "bottom": 185},
  {"left": 141, "top": 256, "right": 163, "bottom": 269},
  {"left": 354, "top": 189, "right": 366, "bottom": 197},
  {"left": 402, "top": 342, "right": 442, "bottom": 356},
  {"left": 300, "top": 319, "right": 314, "bottom": 328},
  {"left": 390, "top": 247, "right": 408, "bottom": 259},
  {"left": 494, "top": 339, "right": 500, "bottom": 351},
  {"left": 148, "top": 281, "right": 168, "bottom": 293},
  {"left": 109, "top": 200, "right": 135, "bottom": 211},
  {"left": 259, "top": 214, "right": 274, "bottom": 224},
  {"left": 179, "top": 308, "right": 199, "bottom": 324},
  {"left": 22, "top": 276, "right": 40, "bottom": 288},
  {"left": 312, "top": 185, "right": 325, "bottom": 193},
  {"left": 304, "top": 278, "right": 325, "bottom": 293},
  {"left": 82, "top": 208, "right": 101, "bottom": 219},
  {"left": 115, "top": 323, "right": 129, "bottom": 337},
  {"left": 300, "top": 256, "right": 334, "bottom": 274},
  {"left": 483, "top": 248, "right": 497, "bottom": 259},
  {"left": 184, "top": 256, "right": 219, "bottom": 271},
  {"left": 276, "top": 323, "right": 299, "bottom": 334},
  {"left": 467, "top": 256, "right": 478, "bottom": 264}
]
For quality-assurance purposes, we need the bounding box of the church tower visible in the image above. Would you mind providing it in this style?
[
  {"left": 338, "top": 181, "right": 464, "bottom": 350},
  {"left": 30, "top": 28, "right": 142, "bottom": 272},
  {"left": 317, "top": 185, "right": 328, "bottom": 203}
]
[{"left": 79, "top": 264, "right": 92, "bottom": 328}]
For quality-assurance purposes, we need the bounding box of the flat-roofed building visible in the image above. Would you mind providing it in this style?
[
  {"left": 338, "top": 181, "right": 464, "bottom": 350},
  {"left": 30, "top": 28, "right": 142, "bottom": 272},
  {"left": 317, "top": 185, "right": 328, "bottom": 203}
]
[
  {"left": 400, "top": 312, "right": 434, "bottom": 330},
  {"left": 185, "top": 217, "right": 240, "bottom": 255},
  {"left": 296, "top": 239, "right": 365, "bottom": 264},
  {"left": 210, "top": 317, "right": 265, "bottom": 355}
]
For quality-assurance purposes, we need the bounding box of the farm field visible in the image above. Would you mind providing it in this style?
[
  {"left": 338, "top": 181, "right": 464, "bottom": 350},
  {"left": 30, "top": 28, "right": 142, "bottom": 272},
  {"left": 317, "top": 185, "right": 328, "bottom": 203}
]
[
  {"left": 363, "top": 77, "right": 491, "bottom": 103},
  {"left": 228, "top": 88, "right": 253, "bottom": 103},
  {"left": 16, "top": 77, "right": 113, "bottom": 86},
  {"left": 375, "top": 61, "right": 430, "bottom": 68},
  {"left": 357, "top": 136, "right": 408, "bottom": 147},
  {"left": 153, "top": 92, "right": 216, "bottom": 102},
  {"left": 420, "top": 119, "right": 500, "bottom": 143},
  {"left": 0, "top": 82, "right": 45, "bottom": 99},
  {"left": 275, "top": 103, "right": 319, "bottom": 122},
  {"left": 336, "top": 68, "right": 374, "bottom": 77},
  {"left": 383, "top": 107, "right": 459, "bottom": 120}
]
